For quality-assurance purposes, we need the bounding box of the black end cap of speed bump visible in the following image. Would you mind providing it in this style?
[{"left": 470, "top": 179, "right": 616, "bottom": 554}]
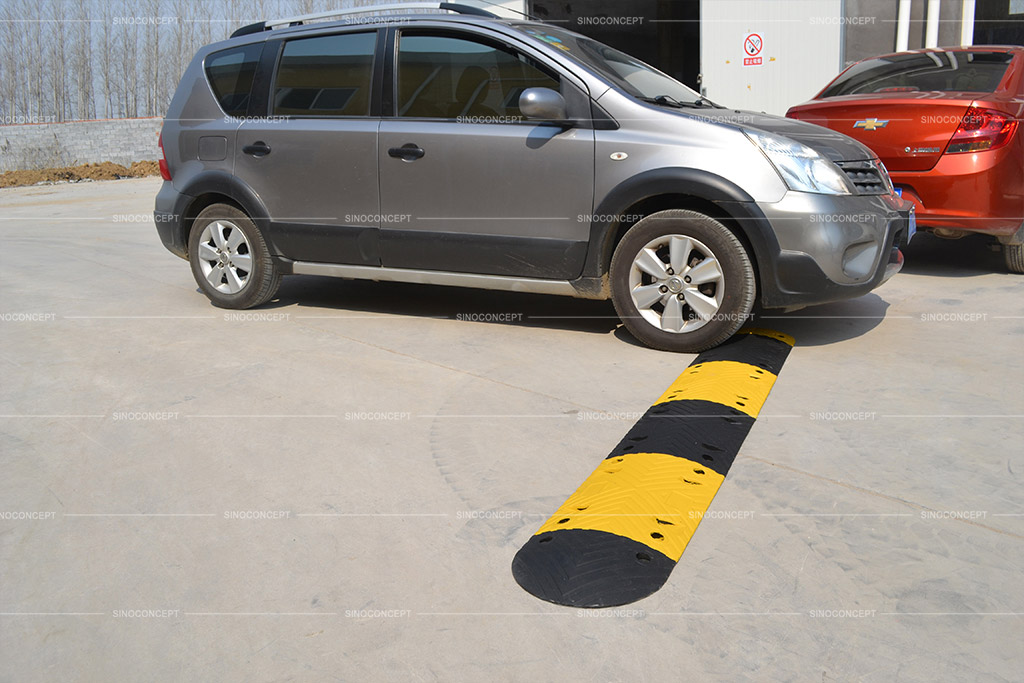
[{"left": 512, "top": 529, "right": 676, "bottom": 608}]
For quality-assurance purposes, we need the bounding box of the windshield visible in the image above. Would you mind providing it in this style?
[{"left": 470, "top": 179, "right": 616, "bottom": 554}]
[
  {"left": 515, "top": 24, "right": 703, "bottom": 103},
  {"left": 821, "top": 51, "right": 1013, "bottom": 97}
]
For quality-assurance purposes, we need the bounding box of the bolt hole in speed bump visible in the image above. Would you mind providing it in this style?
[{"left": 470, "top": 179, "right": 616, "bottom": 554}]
[{"left": 512, "top": 328, "right": 794, "bottom": 607}]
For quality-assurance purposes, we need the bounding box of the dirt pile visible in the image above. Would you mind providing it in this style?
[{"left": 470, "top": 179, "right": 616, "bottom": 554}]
[{"left": 0, "top": 160, "right": 161, "bottom": 188}]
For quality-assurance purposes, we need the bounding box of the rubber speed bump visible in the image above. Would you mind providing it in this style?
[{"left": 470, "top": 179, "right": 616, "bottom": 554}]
[{"left": 512, "top": 329, "right": 794, "bottom": 607}]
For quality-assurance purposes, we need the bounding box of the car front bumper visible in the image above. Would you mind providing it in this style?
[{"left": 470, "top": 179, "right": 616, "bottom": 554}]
[{"left": 737, "top": 190, "right": 910, "bottom": 309}]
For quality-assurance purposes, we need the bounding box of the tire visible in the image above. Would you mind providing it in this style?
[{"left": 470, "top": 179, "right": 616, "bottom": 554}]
[
  {"left": 188, "top": 204, "right": 281, "bottom": 309},
  {"left": 1005, "top": 243, "right": 1024, "bottom": 274},
  {"left": 610, "top": 209, "right": 756, "bottom": 353}
]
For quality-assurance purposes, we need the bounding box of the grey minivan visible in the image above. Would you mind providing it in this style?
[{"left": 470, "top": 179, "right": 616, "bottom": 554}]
[{"left": 154, "top": 2, "right": 912, "bottom": 352}]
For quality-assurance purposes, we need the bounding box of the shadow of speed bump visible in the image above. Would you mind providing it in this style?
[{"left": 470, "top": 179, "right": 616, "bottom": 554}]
[{"left": 512, "top": 328, "right": 794, "bottom": 607}]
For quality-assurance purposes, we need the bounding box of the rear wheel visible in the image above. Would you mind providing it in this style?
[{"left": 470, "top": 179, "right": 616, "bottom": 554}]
[
  {"left": 610, "top": 210, "right": 756, "bottom": 353},
  {"left": 188, "top": 204, "right": 281, "bottom": 309},
  {"left": 1005, "top": 243, "right": 1024, "bottom": 274}
]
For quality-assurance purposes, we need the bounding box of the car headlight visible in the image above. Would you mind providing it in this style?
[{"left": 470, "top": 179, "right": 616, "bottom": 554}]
[
  {"left": 744, "top": 129, "right": 853, "bottom": 195},
  {"left": 875, "top": 159, "right": 894, "bottom": 193}
]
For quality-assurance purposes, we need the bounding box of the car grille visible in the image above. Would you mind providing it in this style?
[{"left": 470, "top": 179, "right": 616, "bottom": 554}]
[{"left": 836, "top": 159, "right": 891, "bottom": 195}]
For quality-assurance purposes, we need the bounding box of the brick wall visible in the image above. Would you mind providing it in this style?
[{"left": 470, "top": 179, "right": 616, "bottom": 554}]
[{"left": 0, "top": 118, "right": 163, "bottom": 172}]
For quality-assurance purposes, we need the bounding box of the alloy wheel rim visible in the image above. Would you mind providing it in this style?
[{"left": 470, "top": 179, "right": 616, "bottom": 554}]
[
  {"left": 197, "top": 220, "right": 252, "bottom": 294},
  {"left": 628, "top": 234, "right": 725, "bottom": 334}
]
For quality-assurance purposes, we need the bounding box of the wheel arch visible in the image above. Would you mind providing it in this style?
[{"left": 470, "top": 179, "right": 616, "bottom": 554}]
[
  {"left": 577, "top": 168, "right": 781, "bottom": 304},
  {"left": 175, "top": 171, "right": 274, "bottom": 258}
]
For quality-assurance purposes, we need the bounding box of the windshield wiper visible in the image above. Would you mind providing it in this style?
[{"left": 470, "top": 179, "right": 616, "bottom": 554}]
[
  {"left": 640, "top": 95, "right": 685, "bottom": 108},
  {"left": 640, "top": 94, "right": 720, "bottom": 109},
  {"left": 693, "top": 95, "right": 723, "bottom": 108}
]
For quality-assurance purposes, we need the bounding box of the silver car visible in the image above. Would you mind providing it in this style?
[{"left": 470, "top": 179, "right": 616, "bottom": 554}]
[{"left": 154, "top": 2, "right": 911, "bottom": 352}]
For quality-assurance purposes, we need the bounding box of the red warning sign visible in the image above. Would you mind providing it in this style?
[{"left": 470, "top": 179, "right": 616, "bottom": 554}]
[{"left": 743, "top": 33, "right": 763, "bottom": 66}]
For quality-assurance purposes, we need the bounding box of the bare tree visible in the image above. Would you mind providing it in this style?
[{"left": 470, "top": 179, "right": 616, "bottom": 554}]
[
  {"left": 0, "top": 0, "right": 379, "bottom": 124},
  {"left": 140, "top": 0, "right": 160, "bottom": 116},
  {"left": 45, "top": 0, "right": 71, "bottom": 121},
  {"left": 113, "top": 0, "right": 141, "bottom": 117},
  {"left": 0, "top": 1, "right": 19, "bottom": 121},
  {"left": 70, "top": 1, "right": 96, "bottom": 120},
  {"left": 97, "top": 0, "right": 114, "bottom": 118},
  {"left": 27, "top": 0, "right": 46, "bottom": 121},
  {"left": 166, "top": 0, "right": 194, "bottom": 111}
]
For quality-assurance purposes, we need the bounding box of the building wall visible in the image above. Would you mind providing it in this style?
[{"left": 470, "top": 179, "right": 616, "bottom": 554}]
[
  {"left": 469, "top": 0, "right": 527, "bottom": 18},
  {"left": 843, "top": 0, "right": 901, "bottom": 65},
  {"left": 529, "top": 0, "right": 701, "bottom": 89},
  {"left": 975, "top": 0, "right": 1024, "bottom": 45},
  {"left": 844, "top": 0, "right": 971, "bottom": 68},
  {"left": 700, "top": 0, "right": 843, "bottom": 115},
  {"left": 937, "top": 0, "right": 968, "bottom": 46},
  {"left": 0, "top": 118, "right": 163, "bottom": 172}
]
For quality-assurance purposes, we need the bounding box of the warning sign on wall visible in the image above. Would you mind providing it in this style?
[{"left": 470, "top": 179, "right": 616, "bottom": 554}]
[{"left": 743, "top": 33, "right": 763, "bottom": 66}]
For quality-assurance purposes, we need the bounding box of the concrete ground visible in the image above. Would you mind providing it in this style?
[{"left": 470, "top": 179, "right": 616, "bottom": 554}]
[{"left": 1, "top": 177, "right": 1022, "bottom": 682}]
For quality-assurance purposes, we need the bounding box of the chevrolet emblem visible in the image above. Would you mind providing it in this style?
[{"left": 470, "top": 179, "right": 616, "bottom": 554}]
[{"left": 853, "top": 118, "right": 889, "bottom": 131}]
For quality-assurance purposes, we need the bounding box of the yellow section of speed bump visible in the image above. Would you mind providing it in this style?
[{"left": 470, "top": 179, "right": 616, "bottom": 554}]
[
  {"left": 534, "top": 451, "right": 726, "bottom": 562},
  {"left": 653, "top": 360, "right": 778, "bottom": 417}
]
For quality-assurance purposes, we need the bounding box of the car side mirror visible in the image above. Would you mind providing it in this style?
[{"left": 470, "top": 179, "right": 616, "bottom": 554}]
[{"left": 519, "top": 88, "right": 569, "bottom": 123}]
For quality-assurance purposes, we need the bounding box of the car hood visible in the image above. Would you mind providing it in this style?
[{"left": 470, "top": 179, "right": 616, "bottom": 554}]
[{"left": 679, "top": 108, "right": 877, "bottom": 162}]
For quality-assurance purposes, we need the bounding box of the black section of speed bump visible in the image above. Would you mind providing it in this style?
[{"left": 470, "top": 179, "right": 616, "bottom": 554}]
[
  {"left": 605, "top": 400, "right": 754, "bottom": 477},
  {"left": 513, "top": 329, "right": 794, "bottom": 608},
  {"left": 695, "top": 331, "right": 793, "bottom": 376},
  {"left": 511, "top": 529, "right": 676, "bottom": 608}
]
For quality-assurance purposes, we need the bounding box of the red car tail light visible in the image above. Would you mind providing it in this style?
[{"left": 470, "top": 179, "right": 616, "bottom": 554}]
[
  {"left": 158, "top": 133, "right": 172, "bottom": 181},
  {"left": 945, "top": 107, "right": 1018, "bottom": 154}
]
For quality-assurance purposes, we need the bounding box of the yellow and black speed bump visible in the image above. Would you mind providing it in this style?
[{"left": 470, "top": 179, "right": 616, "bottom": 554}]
[{"left": 512, "top": 329, "right": 794, "bottom": 607}]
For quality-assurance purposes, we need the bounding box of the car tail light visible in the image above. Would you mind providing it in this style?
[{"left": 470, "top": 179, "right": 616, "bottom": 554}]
[
  {"left": 945, "top": 107, "right": 1018, "bottom": 154},
  {"left": 158, "top": 133, "right": 172, "bottom": 181}
]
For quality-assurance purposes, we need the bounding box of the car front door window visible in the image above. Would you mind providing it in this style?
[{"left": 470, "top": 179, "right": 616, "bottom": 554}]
[{"left": 396, "top": 33, "right": 560, "bottom": 121}]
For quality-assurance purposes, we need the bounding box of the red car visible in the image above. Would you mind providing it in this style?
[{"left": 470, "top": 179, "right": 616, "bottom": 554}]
[{"left": 787, "top": 46, "right": 1024, "bottom": 273}]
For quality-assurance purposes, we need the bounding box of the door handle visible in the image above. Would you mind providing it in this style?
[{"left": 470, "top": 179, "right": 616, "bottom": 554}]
[
  {"left": 242, "top": 141, "right": 271, "bottom": 157},
  {"left": 388, "top": 143, "right": 425, "bottom": 161}
]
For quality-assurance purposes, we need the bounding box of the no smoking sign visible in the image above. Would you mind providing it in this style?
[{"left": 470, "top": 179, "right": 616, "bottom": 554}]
[{"left": 743, "top": 33, "right": 763, "bottom": 66}]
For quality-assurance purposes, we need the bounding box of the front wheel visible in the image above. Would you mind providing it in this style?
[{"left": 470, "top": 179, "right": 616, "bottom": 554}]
[
  {"left": 188, "top": 204, "right": 281, "bottom": 309},
  {"left": 610, "top": 210, "right": 756, "bottom": 353}
]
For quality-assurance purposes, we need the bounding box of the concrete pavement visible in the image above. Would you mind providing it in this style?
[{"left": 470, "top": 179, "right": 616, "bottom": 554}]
[{"left": 1, "top": 177, "right": 1022, "bottom": 681}]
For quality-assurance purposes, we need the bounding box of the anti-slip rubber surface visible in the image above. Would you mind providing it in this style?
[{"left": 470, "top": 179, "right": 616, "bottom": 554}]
[{"left": 512, "top": 329, "right": 794, "bottom": 607}]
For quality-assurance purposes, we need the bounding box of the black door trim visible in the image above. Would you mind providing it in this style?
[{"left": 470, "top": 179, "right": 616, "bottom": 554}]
[
  {"left": 381, "top": 230, "right": 587, "bottom": 279},
  {"left": 270, "top": 222, "right": 381, "bottom": 266}
]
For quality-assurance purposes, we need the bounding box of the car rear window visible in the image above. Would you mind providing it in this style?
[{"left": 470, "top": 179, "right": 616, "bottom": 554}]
[
  {"left": 205, "top": 44, "right": 263, "bottom": 117},
  {"left": 273, "top": 32, "right": 377, "bottom": 117},
  {"left": 821, "top": 51, "right": 1013, "bottom": 97}
]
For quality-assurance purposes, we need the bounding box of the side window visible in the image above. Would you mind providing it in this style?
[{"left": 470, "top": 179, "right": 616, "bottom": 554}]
[
  {"left": 206, "top": 44, "right": 262, "bottom": 118},
  {"left": 397, "top": 33, "right": 560, "bottom": 119},
  {"left": 273, "top": 32, "right": 376, "bottom": 116}
]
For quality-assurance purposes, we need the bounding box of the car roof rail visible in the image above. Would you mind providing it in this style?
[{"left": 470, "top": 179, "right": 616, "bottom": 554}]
[{"left": 230, "top": 2, "right": 500, "bottom": 39}]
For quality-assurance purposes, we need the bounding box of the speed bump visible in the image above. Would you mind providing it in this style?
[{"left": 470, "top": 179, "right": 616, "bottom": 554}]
[{"left": 512, "top": 329, "right": 794, "bottom": 607}]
